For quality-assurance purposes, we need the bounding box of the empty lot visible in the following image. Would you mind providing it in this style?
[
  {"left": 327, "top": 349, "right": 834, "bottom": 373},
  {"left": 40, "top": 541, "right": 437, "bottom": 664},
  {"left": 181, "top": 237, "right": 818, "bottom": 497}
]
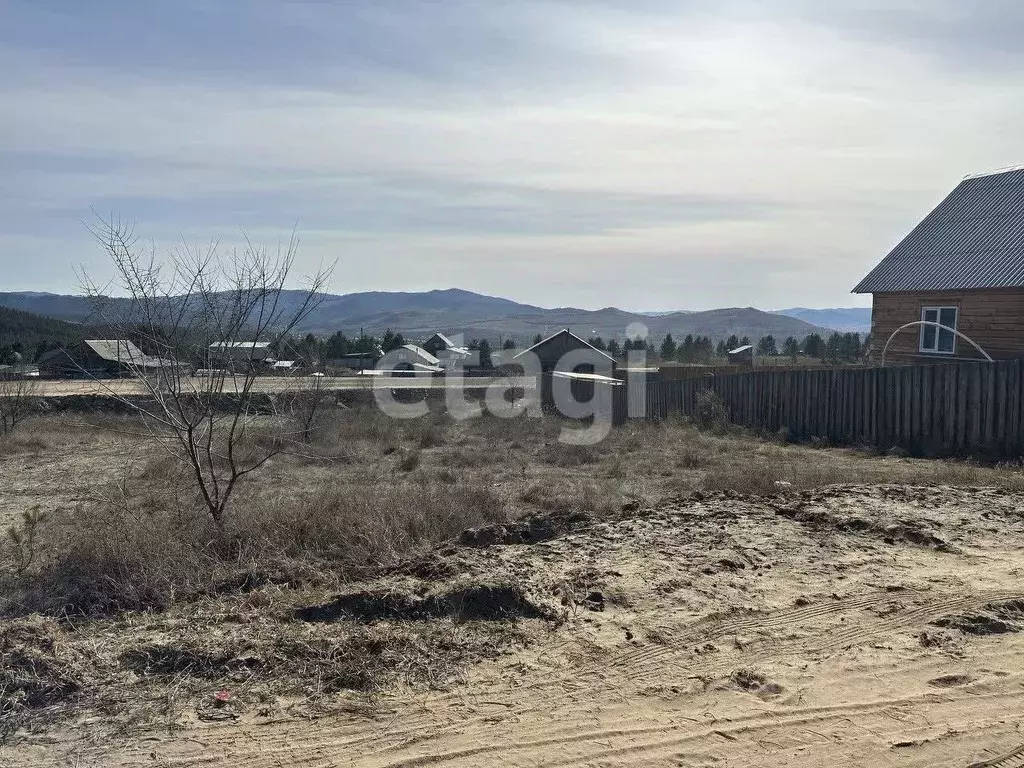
[{"left": 2, "top": 406, "right": 1023, "bottom": 767}]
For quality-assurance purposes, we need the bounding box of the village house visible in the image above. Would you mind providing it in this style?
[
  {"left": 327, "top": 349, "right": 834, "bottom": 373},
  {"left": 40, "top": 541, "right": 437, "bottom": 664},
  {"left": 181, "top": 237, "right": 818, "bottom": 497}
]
[
  {"left": 513, "top": 329, "right": 616, "bottom": 373},
  {"left": 390, "top": 344, "right": 444, "bottom": 375},
  {"left": 421, "top": 332, "right": 472, "bottom": 369},
  {"left": 207, "top": 341, "right": 274, "bottom": 369},
  {"left": 854, "top": 166, "right": 1024, "bottom": 362},
  {"left": 324, "top": 351, "right": 381, "bottom": 372},
  {"left": 37, "top": 340, "right": 166, "bottom": 378}
]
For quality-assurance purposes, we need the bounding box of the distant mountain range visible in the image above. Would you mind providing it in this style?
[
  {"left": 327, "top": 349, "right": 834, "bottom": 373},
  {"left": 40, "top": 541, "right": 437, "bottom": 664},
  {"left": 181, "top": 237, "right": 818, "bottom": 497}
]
[
  {"left": 0, "top": 289, "right": 859, "bottom": 345},
  {"left": 770, "top": 307, "right": 872, "bottom": 334}
]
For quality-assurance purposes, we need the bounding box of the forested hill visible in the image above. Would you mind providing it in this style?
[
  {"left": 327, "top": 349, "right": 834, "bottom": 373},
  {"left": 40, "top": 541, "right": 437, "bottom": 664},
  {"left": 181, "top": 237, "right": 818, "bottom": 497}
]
[{"left": 0, "top": 305, "right": 87, "bottom": 362}]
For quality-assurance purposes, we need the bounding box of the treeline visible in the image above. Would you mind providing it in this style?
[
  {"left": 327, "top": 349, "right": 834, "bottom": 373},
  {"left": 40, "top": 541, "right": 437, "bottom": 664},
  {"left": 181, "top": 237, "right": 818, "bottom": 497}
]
[
  {"left": 650, "top": 331, "right": 868, "bottom": 363},
  {"left": 0, "top": 306, "right": 89, "bottom": 365},
  {"left": 277, "top": 329, "right": 868, "bottom": 366},
  {"left": 278, "top": 330, "right": 406, "bottom": 362},
  {"left": 274, "top": 330, "right": 501, "bottom": 368},
  {"left": 0, "top": 310, "right": 871, "bottom": 369}
]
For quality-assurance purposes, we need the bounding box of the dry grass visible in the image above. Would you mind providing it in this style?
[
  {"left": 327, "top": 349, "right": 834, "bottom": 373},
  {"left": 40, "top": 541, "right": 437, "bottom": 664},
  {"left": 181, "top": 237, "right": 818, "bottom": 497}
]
[
  {"left": 4, "top": 402, "right": 1024, "bottom": 737},
  {"left": 242, "top": 483, "right": 509, "bottom": 577},
  {"left": 0, "top": 617, "right": 84, "bottom": 733},
  {"left": 591, "top": 418, "right": 1024, "bottom": 500},
  {"left": 5, "top": 404, "right": 1024, "bottom": 620},
  {"left": 0, "top": 590, "right": 528, "bottom": 737},
  {"left": 0, "top": 478, "right": 509, "bottom": 616}
]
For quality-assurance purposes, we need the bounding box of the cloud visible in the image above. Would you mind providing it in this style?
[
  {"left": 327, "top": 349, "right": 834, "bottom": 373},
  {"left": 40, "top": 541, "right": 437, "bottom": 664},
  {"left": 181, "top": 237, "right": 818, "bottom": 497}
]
[
  {"left": 789, "top": 0, "right": 1024, "bottom": 73},
  {"left": 2, "top": 1, "right": 1024, "bottom": 310}
]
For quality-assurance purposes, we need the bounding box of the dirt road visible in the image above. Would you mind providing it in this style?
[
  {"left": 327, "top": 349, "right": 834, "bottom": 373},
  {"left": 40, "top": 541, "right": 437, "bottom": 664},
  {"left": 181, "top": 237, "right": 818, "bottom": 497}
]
[
  {"left": 7, "top": 485, "right": 1024, "bottom": 767},
  {"left": 32, "top": 375, "right": 531, "bottom": 397}
]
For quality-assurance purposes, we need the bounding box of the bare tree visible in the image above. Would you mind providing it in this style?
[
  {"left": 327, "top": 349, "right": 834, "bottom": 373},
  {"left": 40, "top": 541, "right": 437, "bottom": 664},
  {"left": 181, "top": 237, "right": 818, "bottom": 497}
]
[
  {"left": 276, "top": 374, "right": 336, "bottom": 443},
  {"left": 81, "top": 214, "right": 333, "bottom": 534},
  {"left": 0, "top": 373, "right": 40, "bottom": 437}
]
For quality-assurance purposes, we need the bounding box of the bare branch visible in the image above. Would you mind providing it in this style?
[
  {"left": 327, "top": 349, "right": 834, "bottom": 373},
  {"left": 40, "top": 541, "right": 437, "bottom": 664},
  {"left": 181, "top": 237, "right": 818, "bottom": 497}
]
[{"left": 77, "top": 214, "right": 335, "bottom": 533}]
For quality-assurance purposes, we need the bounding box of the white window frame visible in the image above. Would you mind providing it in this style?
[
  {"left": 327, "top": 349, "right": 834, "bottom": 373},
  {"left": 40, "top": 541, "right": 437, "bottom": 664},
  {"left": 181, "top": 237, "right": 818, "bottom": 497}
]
[{"left": 919, "top": 305, "right": 958, "bottom": 355}]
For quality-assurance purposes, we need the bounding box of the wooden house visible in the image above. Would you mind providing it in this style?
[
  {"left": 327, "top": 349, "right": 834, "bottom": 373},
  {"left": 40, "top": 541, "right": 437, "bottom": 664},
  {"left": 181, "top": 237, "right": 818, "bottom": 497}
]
[
  {"left": 422, "top": 332, "right": 472, "bottom": 369},
  {"left": 207, "top": 341, "right": 274, "bottom": 368},
  {"left": 390, "top": 344, "right": 444, "bottom": 375},
  {"left": 513, "top": 329, "right": 616, "bottom": 373},
  {"left": 854, "top": 166, "right": 1024, "bottom": 362},
  {"left": 37, "top": 340, "right": 165, "bottom": 378}
]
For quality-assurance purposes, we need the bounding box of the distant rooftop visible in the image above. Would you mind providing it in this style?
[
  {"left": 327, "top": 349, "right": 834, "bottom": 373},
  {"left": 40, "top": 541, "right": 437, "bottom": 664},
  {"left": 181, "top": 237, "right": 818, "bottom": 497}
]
[{"left": 209, "top": 341, "right": 271, "bottom": 349}]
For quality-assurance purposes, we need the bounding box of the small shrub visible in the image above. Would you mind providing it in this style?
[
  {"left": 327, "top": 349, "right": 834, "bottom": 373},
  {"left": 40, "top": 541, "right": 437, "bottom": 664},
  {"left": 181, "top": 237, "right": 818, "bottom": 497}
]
[
  {"left": 398, "top": 448, "right": 422, "bottom": 472},
  {"left": 4, "top": 502, "right": 219, "bottom": 616},
  {"left": 442, "top": 446, "right": 507, "bottom": 468},
  {"left": 404, "top": 415, "right": 449, "bottom": 449},
  {"left": 5, "top": 506, "right": 48, "bottom": 575},
  {"left": 519, "top": 481, "right": 620, "bottom": 517},
  {"left": 0, "top": 618, "right": 83, "bottom": 731},
  {"left": 673, "top": 438, "right": 720, "bottom": 469},
  {"left": 0, "top": 375, "right": 40, "bottom": 437},
  {"left": 317, "top": 406, "right": 401, "bottom": 448},
  {"left": 539, "top": 443, "right": 601, "bottom": 467},
  {"left": 243, "top": 484, "right": 510, "bottom": 575},
  {"left": 692, "top": 389, "right": 729, "bottom": 430}
]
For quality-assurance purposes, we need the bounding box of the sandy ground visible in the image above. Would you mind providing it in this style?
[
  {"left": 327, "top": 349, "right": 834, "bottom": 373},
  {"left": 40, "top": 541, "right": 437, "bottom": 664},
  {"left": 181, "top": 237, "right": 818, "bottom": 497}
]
[{"left": 6, "top": 484, "right": 1024, "bottom": 767}]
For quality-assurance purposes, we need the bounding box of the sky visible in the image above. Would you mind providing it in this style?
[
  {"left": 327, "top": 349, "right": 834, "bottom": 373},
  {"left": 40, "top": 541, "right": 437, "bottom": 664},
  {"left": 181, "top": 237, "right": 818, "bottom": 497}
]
[{"left": 3, "top": 0, "right": 1024, "bottom": 311}]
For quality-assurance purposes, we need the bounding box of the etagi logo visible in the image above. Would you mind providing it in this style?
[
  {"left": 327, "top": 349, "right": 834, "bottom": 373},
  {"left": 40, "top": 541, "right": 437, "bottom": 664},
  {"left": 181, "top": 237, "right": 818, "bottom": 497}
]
[{"left": 371, "top": 327, "right": 651, "bottom": 445}]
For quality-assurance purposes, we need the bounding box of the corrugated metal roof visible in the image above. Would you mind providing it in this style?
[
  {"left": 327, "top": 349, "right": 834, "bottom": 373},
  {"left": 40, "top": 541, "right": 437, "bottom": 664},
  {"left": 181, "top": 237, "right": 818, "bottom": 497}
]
[
  {"left": 853, "top": 167, "right": 1024, "bottom": 293},
  {"left": 514, "top": 329, "right": 615, "bottom": 362},
  {"left": 209, "top": 341, "right": 271, "bottom": 349},
  {"left": 427, "top": 332, "right": 456, "bottom": 349},
  {"left": 83, "top": 340, "right": 167, "bottom": 368},
  {"left": 84, "top": 340, "right": 146, "bottom": 363},
  {"left": 551, "top": 371, "right": 622, "bottom": 384},
  {"left": 400, "top": 344, "right": 440, "bottom": 366}
]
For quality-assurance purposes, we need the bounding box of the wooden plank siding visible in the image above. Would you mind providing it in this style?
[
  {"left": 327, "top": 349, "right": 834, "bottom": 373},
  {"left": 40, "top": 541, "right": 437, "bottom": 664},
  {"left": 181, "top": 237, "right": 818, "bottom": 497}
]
[
  {"left": 870, "top": 288, "right": 1024, "bottom": 363},
  {"left": 625, "top": 360, "right": 1024, "bottom": 459}
]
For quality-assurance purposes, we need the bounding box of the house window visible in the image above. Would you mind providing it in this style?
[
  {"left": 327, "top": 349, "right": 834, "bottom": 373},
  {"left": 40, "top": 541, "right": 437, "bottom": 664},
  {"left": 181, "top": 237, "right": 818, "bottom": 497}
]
[{"left": 919, "top": 306, "right": 958, "bottom": 354}]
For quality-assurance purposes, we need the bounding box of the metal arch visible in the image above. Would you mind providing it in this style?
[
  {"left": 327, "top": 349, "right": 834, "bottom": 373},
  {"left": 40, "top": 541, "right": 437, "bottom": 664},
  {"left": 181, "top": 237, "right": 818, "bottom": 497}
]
[{"left": 880, "top": 321, "right": 994, "bottom": 366}]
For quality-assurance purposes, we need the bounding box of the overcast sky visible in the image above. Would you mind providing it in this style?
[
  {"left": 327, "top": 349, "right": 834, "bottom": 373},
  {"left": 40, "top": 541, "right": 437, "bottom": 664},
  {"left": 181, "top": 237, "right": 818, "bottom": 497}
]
[{"left": 3, "top": 1, "right": 1023, "bottom": 311}]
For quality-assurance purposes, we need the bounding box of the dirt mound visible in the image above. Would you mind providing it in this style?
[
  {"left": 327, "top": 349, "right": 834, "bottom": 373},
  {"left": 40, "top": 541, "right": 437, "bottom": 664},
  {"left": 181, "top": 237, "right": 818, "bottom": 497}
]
[
  {"left": 932, "top": 599, "right": 1024, "bottom": 635},
  {"left": 459, "top": 510, "right": 593, "bottom": 547},
  {"left": 928, "top": 674, "right": 975, "bottom": 688},
  {"left": 120, "top": 644, "right": 263, "bottom": 678},
  {"left": 395, "top": 552, "right": 465, "bottom": 580},
  {"left": 771, "top": 501, "right": 956, "bottom": 552},
  {"left": 295, "top": 583, "right": 549, "bottom": 623},
  {"left": 717, "top": 669, "right": 785, "bottom": 700}
]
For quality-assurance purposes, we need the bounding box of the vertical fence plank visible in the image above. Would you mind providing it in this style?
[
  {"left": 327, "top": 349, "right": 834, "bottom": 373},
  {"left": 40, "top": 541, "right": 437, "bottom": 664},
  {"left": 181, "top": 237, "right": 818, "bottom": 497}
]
[
  {"left": 1011, "top": 360, "right": 1022, "bottom": 456},
  {"left": 995, "top": 363, "right": 1008, "bottom": 453},
  {"left": 955, "top": 363, "right": 968, "bottom": 452},
  {"left": 921, "top": 365, "right": 933, "bottom": 451},
  {"left": 910, "top": 365, "right": 921, "bottom": 448},
  {"left": 1016, "top": 359, "right": 1024, "bottom": 456},
  {"left": 942, "top": 364, "right": 955, "bottom": 450},
  {"left": 801, "top": 370, "right": 810, "bottom": 439},
  {"left": 641, "top": 361, "right": 1021, "bottom": 459},
  {"left": 934, "top": 363, "right": 945, "bottom": 451},
  {"left": 880, "top": 367, "right": 890, "bottom": 447},
  {"left": 969, "top": 363, "right": 982, "bottom": 450},
  {"left": 909, "top": 368, "right": 917, "bottom": 450},
  {"left": 983, "top": 363, "right": 996, "bottom": 450}
]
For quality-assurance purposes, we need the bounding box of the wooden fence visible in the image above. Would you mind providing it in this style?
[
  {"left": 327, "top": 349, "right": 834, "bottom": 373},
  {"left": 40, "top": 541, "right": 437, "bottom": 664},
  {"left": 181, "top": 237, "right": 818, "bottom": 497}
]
[
  {"left": 639, "top": 359, "right": 1024, "bottom": 458},
  {"left": 657, "top": 361, "right": 866, "bottom": 381}
]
